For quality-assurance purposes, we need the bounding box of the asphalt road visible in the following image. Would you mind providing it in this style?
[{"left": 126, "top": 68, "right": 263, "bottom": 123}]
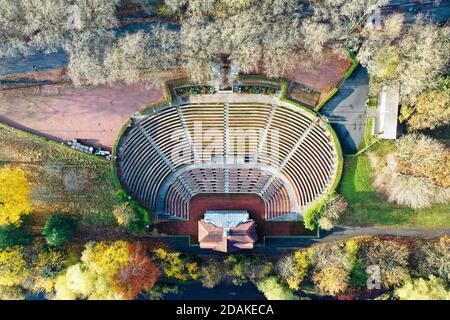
[{"left": 319, "top": 66, "right": 369, "bottom": 155}]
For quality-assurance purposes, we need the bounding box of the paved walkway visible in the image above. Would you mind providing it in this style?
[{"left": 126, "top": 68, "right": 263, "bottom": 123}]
[
  {"left": 262, "top": 226, "right": 450, "bottom": 250},
  {"left": 320, "top": 66, "right": 369, "bottom": 154},
  {"left": 319, "top": 226, "right": 450, "bottom": 242},
  {"left": 0, "top": 83, "right": 163, "bottom": 148}
]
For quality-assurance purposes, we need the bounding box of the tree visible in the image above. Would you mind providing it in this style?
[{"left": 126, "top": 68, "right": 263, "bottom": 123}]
[
  {"left": 318, "top": 194, "right": 348, "bottom": 230},
  {"left": 0, "top": 247, "right": 29, "bottom": 287},
  {"left": 0, "top": 285, "right": 26, "bottom": 300},
  {"left": 54, "top": 241, "right": 129, "bottom": 299},
  {"left": 372, "top": 135, "right": 450, "bottom": 209},
  {"left": 0, "top": 0, "right": 119, "bottom": 58},
  {"left": 153, "top": 248, "right": 200, "bottom": 282},
  {"left": 224, "top": 255, "right": 272, "bottom": 286},
  {"left": 277, "top": 251, "right": 308, "bottom": 290},
  {"left": 113, "top": 243, "right": 160, "bottom": 300},
  {"left": 313, "top": 266, "right": 349, "bottom": 295},
  {"left": 308, "top": 0, "right": 388, "bottom": 46},
  {"left": 395, "top": 276, "right": 450, "bottom": 300},
  {"left": 0, "top": 225, "right": 32, "bottom": 250},
  {"left": 31, "top": 248, "right": 68, "bottom": 294},
  {"left": 358, "top": 15, "right": 450, "bottom": 104},
  {"left": 256, "top": 276, "right": 297, "bottom": 300},
  {"left": 312, "top": 243, "right": 352, "bottom": 295},
  {"left": 0, "top": 166, "right": 31, "bottom": 227},
  {"left": 200, "top": 258, "right": 224, "bottom": 288},
  {"left": 43, "top": 214, "right": 77, "bottom": 246},
  {"left": 403, "top": 90, "right": 450, "bottom": 131},
  {"left": 176, "top": 0, "right": 304, "bottom": 80},
  {"left": 415, "top": 236, "right": 450, "bottom": 282},
  {"left": 65, "top": 31, "right": 109, "bottom": 87},
  {"left": 363, "top": 238, "right": 410, "bottom": 288},
  {"left": 394, "top": 134, "right": 449, "bottom": 187},
  {"left": 113, "top": 203, "right": 136, "bottom": 227}
]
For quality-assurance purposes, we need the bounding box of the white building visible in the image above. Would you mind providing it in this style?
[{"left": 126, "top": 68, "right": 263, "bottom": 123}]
[{"left": 375, "top": 84, "right": 399, "bottom": 140}]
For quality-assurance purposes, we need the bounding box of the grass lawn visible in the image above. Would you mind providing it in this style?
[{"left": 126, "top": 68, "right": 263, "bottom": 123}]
[
  {"left": 0, "top": 124, "right": 117, "bottom": 228},
  {"left": 368, "top": 95, "right": 377, "bottom": 110},
  {"left": 338, "top": 141, "right": 450, "bottom": 227}
]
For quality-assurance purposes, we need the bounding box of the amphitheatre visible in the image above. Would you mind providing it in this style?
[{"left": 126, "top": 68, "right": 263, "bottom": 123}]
[{"left": 115, "top": 78, "right": 343, "bottom": 244}]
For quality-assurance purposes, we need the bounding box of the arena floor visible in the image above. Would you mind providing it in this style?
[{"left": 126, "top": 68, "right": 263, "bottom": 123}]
[{"left": 156, "top": 193, "right": 316, "bottom": 243}]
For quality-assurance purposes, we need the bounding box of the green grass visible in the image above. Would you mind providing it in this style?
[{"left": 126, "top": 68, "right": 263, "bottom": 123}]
[
  {"left": 360, "top": 117, "right": 375, "bottom": 150},
  {"left": 338, "top": 141, "right": 450, "bottom": 227},
  {"left": 368, "top": 96, "right": 377, "bottom": 110},
  {"left": 344, "top": 51, "right": 359, "bottom": 79}
]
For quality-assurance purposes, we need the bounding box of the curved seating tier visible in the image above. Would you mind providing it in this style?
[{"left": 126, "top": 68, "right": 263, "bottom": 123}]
[{"left": 117, "top": 101, "right": 338, "bottom": 221}]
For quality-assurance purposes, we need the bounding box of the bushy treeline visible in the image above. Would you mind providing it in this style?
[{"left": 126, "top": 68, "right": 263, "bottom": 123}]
[
  {"left": 2, "top": 1, "right": 448, "bottom": 131},
  {"left": 371, "top": 134, "right": 450, "bottom": 210},
  {"left": 0, "top": 236, "right": 448, "bottom": 300}
]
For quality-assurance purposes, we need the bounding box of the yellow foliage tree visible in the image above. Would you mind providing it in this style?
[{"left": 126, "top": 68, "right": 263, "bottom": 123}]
[
  {"left": 154, "top": 248, "right": 200, "bottom": 281},
  {"left": 0, "top": 247, "right": 30, "bottom": 287},
  {"left": 54, "top": 241, "right": 129, "bottom": 300},
  {"left": 313, "top": 266, "right": 349, "bottom": 296},
  {"left": 0, "top": 166, "right": 31, "bottom": 226},
  {"left": 31, "top": 250, "right": 68, "bottom": 294}
]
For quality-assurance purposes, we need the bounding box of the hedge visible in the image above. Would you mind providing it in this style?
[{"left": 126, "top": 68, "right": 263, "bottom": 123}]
[
  {"left": 344, "top": 51, "right": 359, "bottom": 80},
  {"left": 304, "top": 197, "right": 328, "bottom": 230},
  {"left": 326, "top": 124, "right": 344, "bottom": 194}
]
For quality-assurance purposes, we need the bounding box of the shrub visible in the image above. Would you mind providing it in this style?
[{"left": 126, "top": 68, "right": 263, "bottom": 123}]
[
  {"left": 395, "top": 276, "right": 450, "bottom": 300},
  {"left": 415, "top": 236, "right": 450, "bottom": 281},
  {"left": 304, "top": 198, "right": 327, "bottom": 230},
  {"left": 239, "top": 85, "right": 277, "bottom": 95},
  {"left": 349, "top": 260, "right": 368, "bottom": 288},
  {"left": 115, "top": 189, "right": 127, "bottom": 203},
  {"left": 0, "top": 225, "right": 31, "bottom": 250},
  {"left": 256, "top": 276, "right": 297, "bottom": 300},
  {"left": 126, "top": 199, "right": 150, "bottom": 233},
  {"left": 345, "top": 239, "right": 368, "bottom": 288},
  {"left": 174, "top": 85, "right": 213, "bottom": 97},
  {"left": 43, "top": 214, "right": 77, "bottom": 246},
  {"left": 114, "top": 190, "right": 151, "bottom": 233}
]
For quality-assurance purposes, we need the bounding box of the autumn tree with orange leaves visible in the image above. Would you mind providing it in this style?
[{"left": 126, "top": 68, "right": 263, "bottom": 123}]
[{"left": 113, "top": 243, "right": 160, "bottom": 300}]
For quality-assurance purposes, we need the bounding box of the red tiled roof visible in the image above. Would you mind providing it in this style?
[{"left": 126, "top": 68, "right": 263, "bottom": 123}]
[{"left": 198, "top": 220, "right": 257, "bottom": 252}]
